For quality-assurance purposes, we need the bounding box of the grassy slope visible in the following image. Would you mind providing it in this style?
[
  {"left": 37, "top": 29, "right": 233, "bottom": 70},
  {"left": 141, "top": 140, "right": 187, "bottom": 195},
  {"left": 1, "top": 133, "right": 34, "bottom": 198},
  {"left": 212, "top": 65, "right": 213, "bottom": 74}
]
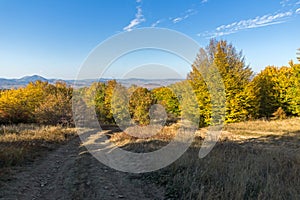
[{"left": 111, "top": 118, "right": 300, "bottom": 199}]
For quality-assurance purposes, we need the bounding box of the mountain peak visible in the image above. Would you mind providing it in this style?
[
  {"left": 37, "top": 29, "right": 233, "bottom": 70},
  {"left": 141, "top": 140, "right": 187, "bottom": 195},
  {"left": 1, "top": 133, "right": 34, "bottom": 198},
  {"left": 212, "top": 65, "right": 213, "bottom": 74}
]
[{"left": 18, "top": 75, "right": 48, "bottom": 82}]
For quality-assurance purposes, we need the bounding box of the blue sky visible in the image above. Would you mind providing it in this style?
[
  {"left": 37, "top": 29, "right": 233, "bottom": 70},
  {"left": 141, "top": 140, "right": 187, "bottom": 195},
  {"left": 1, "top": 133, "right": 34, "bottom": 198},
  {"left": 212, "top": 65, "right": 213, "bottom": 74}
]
[{"left": 0, "top": 0, "right": 300, "bottom": 79}]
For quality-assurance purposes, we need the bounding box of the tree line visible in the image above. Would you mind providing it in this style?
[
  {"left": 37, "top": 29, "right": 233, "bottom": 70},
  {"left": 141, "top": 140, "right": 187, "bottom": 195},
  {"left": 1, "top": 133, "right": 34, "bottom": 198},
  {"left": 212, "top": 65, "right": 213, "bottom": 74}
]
[
  {"left": 0, "top": 39, "right": 299, "bottom": 127},
  {"left": 0, "top": 81, "right": 73, "bottom": 125},
  {"left": 188, "top": 40, "right": 300, "bottom": 126}
]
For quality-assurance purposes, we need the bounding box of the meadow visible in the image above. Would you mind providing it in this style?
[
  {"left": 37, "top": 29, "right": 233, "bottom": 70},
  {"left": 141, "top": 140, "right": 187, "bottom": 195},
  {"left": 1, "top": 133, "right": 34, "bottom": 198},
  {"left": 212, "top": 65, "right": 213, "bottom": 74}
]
[
  {"left": 110, "top": 118, "right": 300, "bottom": 199},
  {"left": 0, "top": 117, "right": 299, "bottom": 199}
]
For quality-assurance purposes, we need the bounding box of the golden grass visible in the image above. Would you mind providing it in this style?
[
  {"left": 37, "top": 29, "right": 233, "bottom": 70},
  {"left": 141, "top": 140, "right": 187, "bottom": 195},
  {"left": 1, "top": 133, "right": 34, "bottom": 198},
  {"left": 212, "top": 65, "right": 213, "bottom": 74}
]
[
  {"left": 224, "top": 117, "right": 300, "bottom": 133},
  {"left": 148, "top": 141, "right": 300, "bottom": 199},
  {"left": 110, "top": 124, "right": 179, "bottom": 146},
  {"left": 1, "top": 118, "right": 299, "bottom": 198},
  {"left": 219, "top": 117, "right": 300, "bottom": 147},
  {"left": 0, "top": 124, "right": 76, "bottom": 168},
  {"left": 111, "top": 118, "right": 300, "bottom": 199}
]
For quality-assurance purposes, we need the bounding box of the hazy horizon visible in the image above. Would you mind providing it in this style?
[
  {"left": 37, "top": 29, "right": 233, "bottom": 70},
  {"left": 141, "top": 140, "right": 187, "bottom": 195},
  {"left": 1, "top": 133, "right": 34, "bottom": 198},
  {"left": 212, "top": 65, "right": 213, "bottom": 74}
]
[{"left": 0, "top": 74, "right": 185, "bottom": 81}]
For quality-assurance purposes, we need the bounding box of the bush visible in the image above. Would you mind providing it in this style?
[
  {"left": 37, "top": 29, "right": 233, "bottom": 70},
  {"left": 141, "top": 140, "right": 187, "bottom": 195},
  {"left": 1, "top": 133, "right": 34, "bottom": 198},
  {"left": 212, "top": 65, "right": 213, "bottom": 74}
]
[{"left": 272, "top": 107, "right": 287, "bottom": 120}]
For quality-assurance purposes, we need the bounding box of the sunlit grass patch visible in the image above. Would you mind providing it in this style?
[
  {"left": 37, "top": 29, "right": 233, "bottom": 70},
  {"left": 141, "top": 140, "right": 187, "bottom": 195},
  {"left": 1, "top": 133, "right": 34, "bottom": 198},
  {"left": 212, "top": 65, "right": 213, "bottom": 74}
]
[
  {"left": 113, "top": 118, "right": 300, "bottom": 199},
  {"left": 0, "top": 125, "right": 77, "bottom": 168}
]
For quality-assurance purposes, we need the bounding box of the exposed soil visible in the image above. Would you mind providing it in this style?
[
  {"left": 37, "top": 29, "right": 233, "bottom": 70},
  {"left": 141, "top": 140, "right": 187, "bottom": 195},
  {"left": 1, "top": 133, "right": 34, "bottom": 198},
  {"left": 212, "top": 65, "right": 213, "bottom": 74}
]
[{"left": 0, "top": 135, "right": 165, "bottom": 200}]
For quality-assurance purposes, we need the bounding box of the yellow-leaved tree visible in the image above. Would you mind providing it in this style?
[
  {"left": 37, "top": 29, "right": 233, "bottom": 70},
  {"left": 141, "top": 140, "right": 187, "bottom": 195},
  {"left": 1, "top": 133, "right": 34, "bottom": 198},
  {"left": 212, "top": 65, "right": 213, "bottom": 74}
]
[
  {"left": 252, "top": 66, "right": 292, "bottom": 118},
  {"left": 188, "top": 39, "right": 258, "bottom": 125}
]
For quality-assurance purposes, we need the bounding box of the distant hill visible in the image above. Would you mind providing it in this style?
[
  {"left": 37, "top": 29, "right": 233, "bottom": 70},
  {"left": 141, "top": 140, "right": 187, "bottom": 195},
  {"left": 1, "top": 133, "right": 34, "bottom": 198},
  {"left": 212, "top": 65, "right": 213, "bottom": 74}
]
[
  {"left": 17, "top": 75, "right": 48, "bottom": 83},
  {"left": 0, "top": 75, "right": 183, "bottom": 89},
  {"left": 0, "top": 75, "right": 56, "bottom": 89}
]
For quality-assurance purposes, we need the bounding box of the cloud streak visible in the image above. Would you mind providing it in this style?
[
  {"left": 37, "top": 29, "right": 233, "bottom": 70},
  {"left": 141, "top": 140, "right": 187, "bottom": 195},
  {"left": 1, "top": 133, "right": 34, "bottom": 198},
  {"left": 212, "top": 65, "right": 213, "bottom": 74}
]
[
  {"left": 123, "top": 5, "right": 145, "bottom": 32},
  {"left": 199, "top": 11, "right": 294, "bottom": 37},
  {"left": 172, "top": 9, "right": 197, "bottom": 24},
  {"left": 151, "top": 20, "right": 161, "bottom": 27},
  {"left": 280, "top": 0, "right": 300, "bottom": 7},
  {"left": 280, "top": 0, "right": 290, "bottom": 7}
]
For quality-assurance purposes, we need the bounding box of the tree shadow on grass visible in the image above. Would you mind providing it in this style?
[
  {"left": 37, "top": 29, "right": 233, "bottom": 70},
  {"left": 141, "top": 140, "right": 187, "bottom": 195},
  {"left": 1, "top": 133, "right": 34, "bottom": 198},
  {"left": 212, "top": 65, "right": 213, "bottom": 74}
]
[{"left": 113, "top": 131, "right": 300, "bottom": 199}]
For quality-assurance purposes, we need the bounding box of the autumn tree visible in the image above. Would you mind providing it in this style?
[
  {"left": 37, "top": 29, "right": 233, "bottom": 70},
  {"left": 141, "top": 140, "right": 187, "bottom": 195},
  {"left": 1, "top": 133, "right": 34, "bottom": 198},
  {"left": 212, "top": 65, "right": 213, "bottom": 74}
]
[
  {"left": 111, "top": 84, "right": 131, "bottom": 127},
  {"left": 152, "top": 87, "right": 180, "bottom": 122},
  {"left": 253, "top": 66, "right": 292, "bottom": 118},
  {"left": 187, "top": 48, "right": 214, "bottom": 126},
  {"left": 34, "top": 82, "right": 73, "bottom": 126},
  {"left": 0, "top": 89, "right": 27, "bottom": 123},
  {"left": 170, "top": 80, "right": 201, "bottom": 126},
  {"left": 287, "top": 62, "right": 300, "bottom": 115},
  {"left": 103, "top": 80, "right": 118, "bottom": 124},
  {"left": 188, "top": 39, "right": 257, "bottom": 125},
  {"left": 213, "top": 40, "right": 257, "bottom": 122},
  {"left": 0, "top": 81, "right": 48, "bottom": 124},
  {"left": 129, "top": 87, "right": 154, "bottom": 125},
  {"left": 83, "top": 82, "right": 107, "bottom": 123}
]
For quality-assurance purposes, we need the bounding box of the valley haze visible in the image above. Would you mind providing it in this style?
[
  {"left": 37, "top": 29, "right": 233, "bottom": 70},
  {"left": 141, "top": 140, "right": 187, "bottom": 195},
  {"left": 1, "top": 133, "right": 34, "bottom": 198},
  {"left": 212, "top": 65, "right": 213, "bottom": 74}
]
[{"left": 0, "top": 75, "right": 183, "bottom": 89}]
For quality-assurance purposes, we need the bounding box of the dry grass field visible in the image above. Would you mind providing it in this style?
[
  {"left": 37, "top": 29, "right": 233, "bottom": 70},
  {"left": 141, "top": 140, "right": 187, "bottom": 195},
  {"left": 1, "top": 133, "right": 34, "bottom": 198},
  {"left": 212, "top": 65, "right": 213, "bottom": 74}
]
[
  {"left": 111, "top": 118, "right": 300, "bottom": 199},
  {"left": 0, "top": 125, "right": 76, "bottom": 168},
  {"left": 0, "top": 118, "right": 299, "bottom": 199}
]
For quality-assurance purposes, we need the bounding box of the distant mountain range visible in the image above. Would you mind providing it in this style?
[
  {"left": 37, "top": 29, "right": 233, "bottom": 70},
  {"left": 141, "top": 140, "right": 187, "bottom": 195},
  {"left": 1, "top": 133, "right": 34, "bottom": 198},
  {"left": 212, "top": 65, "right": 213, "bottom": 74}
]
[
  {"left": 0, "top": 75, "right": 183, "bottom": 89},
  {"left": 0, "top": 75, "right": 67, "bottom": 89}
]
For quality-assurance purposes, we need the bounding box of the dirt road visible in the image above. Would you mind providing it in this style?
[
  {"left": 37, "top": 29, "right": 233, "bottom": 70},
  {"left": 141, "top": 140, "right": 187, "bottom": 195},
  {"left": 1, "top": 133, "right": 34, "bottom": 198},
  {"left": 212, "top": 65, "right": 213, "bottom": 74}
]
[{"left": 0, "top": 135, "right": 164, "bottom": 200}]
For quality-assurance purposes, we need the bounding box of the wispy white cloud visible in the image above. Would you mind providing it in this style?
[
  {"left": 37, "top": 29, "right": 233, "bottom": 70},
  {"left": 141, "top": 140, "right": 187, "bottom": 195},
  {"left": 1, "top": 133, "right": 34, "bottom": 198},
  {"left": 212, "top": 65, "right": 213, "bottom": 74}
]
[
  {"left": 198, "top": 11, "right": 294, "bottom": 38},
  {"left": 136, "top": 0, "right": 142, "bottom": 2},
  {"left": 151, "top": 20, "right": 161, "bottom": 27},
  {"left": 171, "top": 9, "right": 197, "bottom": 24},
  {"left": 201, "top": 0, "right": 208, "bottom": 3},
  {"left": 280, "top": 0, "right": 300, "bottom": 7},
  {"left": 296, "top": 8, "right": 300, "bottom": 13},
  {"left": 123, "top": 5, "right": 145, "bottom": 32},
  {"left": 172, "top": 17, "right": 183, "bottom": 23},
  {"left": 280, "top": 0, "right": 290, "bottom": 7}
]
